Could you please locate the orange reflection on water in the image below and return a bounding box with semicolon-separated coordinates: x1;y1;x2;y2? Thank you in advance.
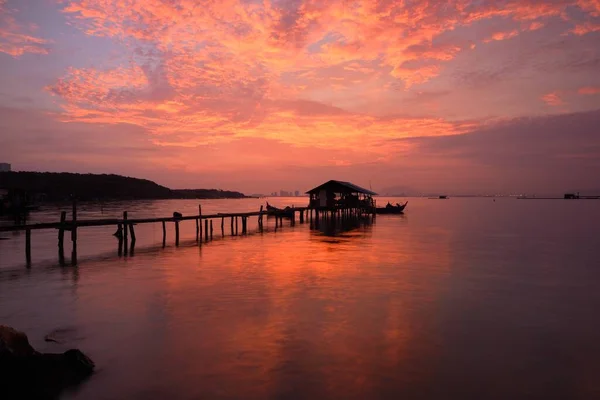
148;217;454;398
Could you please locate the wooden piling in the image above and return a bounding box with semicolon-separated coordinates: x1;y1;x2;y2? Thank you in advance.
129;223;136;243
175;220;180;247
221;217;225;237
259;206;263;231
235;216;239;235
123;211;128;247
71;200;78;264
205;219;209;242
230;216;234;236
242;217;246;234
25;229;31;266
196;218;199;242
118;224;123;256
58;211;66;260
199;205;203;242
210;220;213;240
161;221;166;247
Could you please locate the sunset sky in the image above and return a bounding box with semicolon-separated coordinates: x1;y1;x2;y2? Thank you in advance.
1;0;599;194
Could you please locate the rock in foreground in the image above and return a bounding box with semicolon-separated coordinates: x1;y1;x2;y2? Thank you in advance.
0;325;94;400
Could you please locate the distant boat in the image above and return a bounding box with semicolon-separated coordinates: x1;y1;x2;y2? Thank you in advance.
427;195;449;199
439;195;448;199
376;201;408;214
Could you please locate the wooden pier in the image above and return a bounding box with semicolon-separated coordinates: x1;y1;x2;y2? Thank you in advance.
0;201;374;267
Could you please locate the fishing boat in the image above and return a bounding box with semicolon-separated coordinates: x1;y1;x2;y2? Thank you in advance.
265;202;294;217
375;201;408;214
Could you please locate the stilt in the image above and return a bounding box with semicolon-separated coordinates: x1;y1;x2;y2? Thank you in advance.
175;220;180;247
71;200;78;264
231;216;234;236
118;224;123;256
199;205;203;242
123;211;128;255
196;218;199;242
221;217;225;237
162;220;166;247
235;216;239;235
205;219;209;242
129;223;136;244
58;211;66;262
25;228;31;266
210;220;213;240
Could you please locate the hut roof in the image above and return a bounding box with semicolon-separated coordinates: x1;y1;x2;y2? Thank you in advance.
305;180;377;195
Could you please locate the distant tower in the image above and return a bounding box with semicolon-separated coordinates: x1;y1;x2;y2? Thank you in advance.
294;190;300;197
0;163;11;172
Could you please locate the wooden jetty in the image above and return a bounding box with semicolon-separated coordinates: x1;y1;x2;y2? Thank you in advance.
0;180;378;267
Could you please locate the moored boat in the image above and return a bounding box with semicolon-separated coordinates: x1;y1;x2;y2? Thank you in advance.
266;202;294;217
375;201;408;214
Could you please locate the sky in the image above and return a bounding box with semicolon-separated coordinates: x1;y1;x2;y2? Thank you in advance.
0;0;599;195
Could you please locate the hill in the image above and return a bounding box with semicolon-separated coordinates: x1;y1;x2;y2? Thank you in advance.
0;172;246;201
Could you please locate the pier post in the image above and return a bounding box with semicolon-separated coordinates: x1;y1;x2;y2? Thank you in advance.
161;221;166;247
242;217;246;234
259;206;263;231
230;216;234;236
25;228;31;266
299;209;304;223
221;217;224;237
71;200;78;264
123;211;129;255
205;219;209;242
117;223;123;255
196;218;199;242
210;220;213;240
235;216;239;235
175;218;180;247
58;211;66;262
198;205;202;242
129;223;136;244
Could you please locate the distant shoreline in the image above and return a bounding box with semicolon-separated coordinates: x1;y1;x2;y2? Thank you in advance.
0;171;248;202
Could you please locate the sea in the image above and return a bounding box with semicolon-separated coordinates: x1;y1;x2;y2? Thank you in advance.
1;197;600;399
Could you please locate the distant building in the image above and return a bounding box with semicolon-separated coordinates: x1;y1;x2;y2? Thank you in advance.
280;190;291;197
0;163;10;172
294;190;300;197
271;192;278;197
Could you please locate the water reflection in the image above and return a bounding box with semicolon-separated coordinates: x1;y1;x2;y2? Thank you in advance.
2;199;600;399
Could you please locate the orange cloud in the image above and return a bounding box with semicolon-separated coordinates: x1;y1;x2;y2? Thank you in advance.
0;0;50;57
541;92;565;106
570;21;600;35
41;0;599;160
484;29;520;43
578;86;600;95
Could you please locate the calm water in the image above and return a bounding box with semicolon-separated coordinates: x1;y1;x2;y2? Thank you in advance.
1;197;600;399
